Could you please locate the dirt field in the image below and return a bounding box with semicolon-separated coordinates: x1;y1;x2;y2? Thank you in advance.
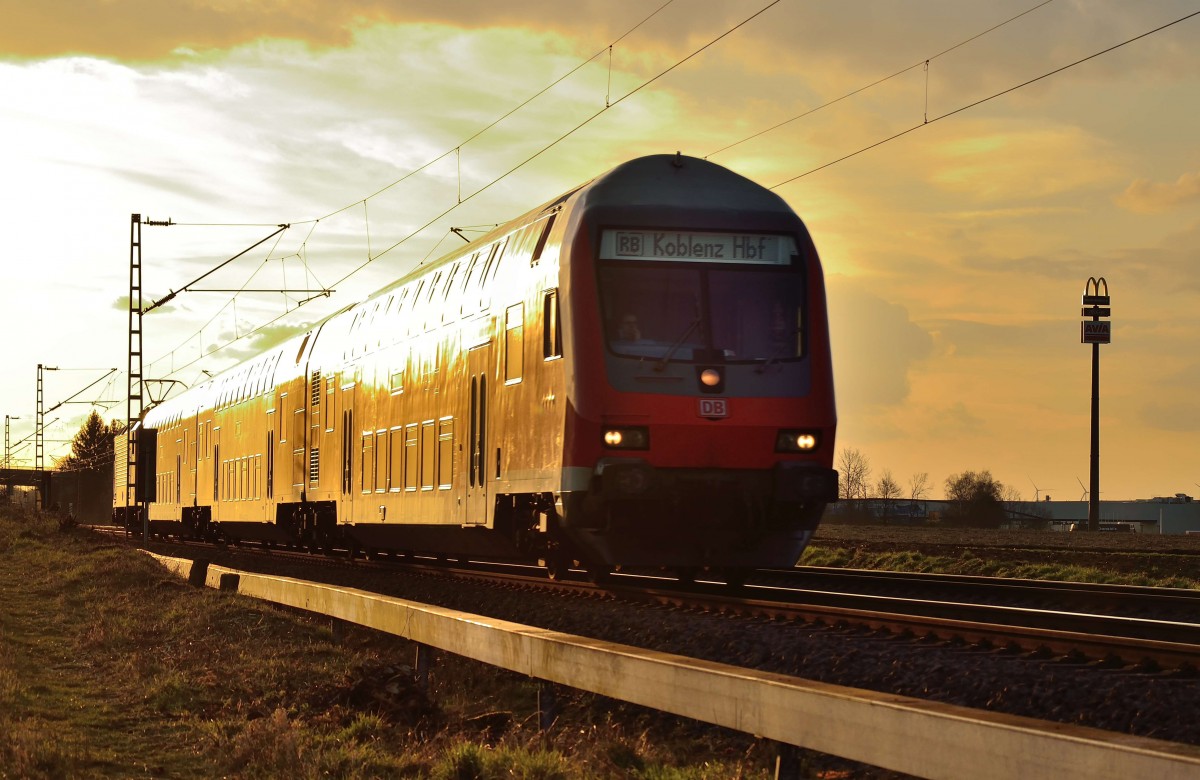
805;522;1200;585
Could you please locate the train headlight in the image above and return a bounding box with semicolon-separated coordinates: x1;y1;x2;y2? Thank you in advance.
775;429;820;453
700;368;721;387
603;426;649;450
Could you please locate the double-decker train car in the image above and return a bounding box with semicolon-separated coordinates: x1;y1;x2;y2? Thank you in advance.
115;153;838;577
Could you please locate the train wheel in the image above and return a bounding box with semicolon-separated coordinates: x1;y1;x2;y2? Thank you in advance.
544;555;573;581
586;564;612;586
723;568;749;589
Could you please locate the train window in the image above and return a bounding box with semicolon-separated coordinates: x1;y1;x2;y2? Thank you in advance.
420;421;435;491
374;430;387;493
531;214;556;265
254;455;262;500
409;280;425;336
390;351;404;394
543;289;562;359
462;252;480;287
388;428;403;492
404;423;418;491
295;332;310;365
482;242;498;281
361;432;374;493
292;408;305;448
442;262;460;323
709;269;805;361
398;286;409;310
278;394;288;442
437;418;453;489
481;237;508;300
505;303;524;383
599;262;806;363
425;271;443;332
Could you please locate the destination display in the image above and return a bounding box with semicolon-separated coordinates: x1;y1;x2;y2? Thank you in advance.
599;229;796;265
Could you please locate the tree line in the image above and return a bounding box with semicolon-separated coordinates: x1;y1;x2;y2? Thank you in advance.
836;447;1032;528
56;411;124;475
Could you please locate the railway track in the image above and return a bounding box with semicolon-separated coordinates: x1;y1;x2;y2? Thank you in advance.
95;525;1200;671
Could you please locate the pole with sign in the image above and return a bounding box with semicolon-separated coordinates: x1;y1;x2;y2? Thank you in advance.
1081;277;1110;532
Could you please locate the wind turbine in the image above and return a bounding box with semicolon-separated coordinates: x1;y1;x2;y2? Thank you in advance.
1028;476;1053;502
1076;477;1089;502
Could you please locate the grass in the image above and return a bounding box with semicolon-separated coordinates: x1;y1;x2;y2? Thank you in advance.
800;538;1200;589
0;505;809;779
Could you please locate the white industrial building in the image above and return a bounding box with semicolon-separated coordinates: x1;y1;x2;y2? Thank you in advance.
1014;494;1200;534
835;494;1200;534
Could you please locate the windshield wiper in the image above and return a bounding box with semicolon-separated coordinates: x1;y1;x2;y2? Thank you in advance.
654;318;701;372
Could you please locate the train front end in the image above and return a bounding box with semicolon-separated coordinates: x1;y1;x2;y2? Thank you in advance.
556;154;838;571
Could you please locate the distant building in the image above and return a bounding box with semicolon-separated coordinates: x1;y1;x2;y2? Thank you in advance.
828;494;1200;534
1021;495;1200;534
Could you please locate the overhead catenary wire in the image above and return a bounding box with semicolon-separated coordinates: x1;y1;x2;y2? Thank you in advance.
769;7;1200;189
313;0;678;224
705;0;1058;159
328;0;786;289
139;2;681;384
116;4;1194;426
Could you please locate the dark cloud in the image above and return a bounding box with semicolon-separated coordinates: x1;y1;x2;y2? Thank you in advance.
926;317;1072;357
1117;171;1200;214
7;1;1196;97
827;277;933;409
0;0;669;59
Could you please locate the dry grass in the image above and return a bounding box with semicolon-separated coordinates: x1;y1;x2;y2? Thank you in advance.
0;506;811;779
805;523;1200;588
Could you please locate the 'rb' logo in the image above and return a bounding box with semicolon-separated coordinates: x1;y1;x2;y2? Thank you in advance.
616;232;643;256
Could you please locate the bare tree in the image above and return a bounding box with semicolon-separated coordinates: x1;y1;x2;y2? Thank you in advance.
908;472;930;503
876;470;902;518
837;448;871;500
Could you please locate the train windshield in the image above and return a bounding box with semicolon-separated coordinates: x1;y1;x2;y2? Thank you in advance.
597;230;804;364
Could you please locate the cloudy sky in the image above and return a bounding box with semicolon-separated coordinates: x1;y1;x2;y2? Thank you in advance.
2;0;1198;501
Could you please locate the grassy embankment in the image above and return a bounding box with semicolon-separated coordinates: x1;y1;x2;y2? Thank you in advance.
803;523;1200;589
0;508;784;779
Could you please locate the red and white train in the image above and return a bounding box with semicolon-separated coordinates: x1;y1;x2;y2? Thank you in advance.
115;153;838;578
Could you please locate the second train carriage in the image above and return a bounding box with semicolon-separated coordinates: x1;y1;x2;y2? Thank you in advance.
118;154;838;574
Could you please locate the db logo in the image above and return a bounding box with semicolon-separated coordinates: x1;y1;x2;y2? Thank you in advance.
698;399;728;418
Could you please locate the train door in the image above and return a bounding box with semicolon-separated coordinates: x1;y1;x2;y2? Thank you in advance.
211;425;221;521
188;418;198;506
275;389;289;500
340;376;355;521
266;409;275;501
465;343;491;525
